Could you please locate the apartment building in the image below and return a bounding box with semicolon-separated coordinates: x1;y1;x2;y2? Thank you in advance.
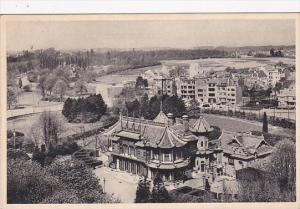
176;77;196;100
195;78;242;106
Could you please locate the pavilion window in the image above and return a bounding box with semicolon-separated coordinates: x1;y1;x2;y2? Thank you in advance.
154;150;159;160
200;161;205;172
164;151;170;162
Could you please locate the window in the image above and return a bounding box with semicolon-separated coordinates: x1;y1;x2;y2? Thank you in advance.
200;141;204;147
164;152;170;162
200;161;205;172
228;158;234;165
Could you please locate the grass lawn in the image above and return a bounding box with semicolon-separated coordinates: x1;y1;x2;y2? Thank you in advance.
203;114;295;138
7;111;113;140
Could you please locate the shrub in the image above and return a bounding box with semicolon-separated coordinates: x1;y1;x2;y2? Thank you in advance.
7;159;60;203
46;159;117;203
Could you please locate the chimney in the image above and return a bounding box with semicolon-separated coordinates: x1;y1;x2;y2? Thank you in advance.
182;115;189;132
167;113;174;126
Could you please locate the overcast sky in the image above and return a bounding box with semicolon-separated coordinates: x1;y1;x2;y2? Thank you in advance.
6;19;295;51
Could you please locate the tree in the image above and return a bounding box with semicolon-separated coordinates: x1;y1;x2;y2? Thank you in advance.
262;112;268;133
135;76;148;90
32;146;47;167
125;99;140;117
62;98;74;119
268;139;296;201
135;178;151;203
7;87;18;109
38;73;48;98
274;82;282;94
7;159;61;203
18;77;23;88
151;176;170;203
74;79;87;95
53;79;68;101
62;94;107;123
32;111;64;151
187;98;200;113
45;74;57;96
163;95;186;118
270;48;275;57
140;93;150;118
47;159;120;203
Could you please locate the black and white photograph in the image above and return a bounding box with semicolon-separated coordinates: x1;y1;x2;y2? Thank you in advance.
2;14;298;206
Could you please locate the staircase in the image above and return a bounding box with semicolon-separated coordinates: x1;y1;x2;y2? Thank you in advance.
72;149;102;168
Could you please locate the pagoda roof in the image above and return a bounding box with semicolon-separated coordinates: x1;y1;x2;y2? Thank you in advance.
190;115;213;133
102;116;187;149
153;111;169;124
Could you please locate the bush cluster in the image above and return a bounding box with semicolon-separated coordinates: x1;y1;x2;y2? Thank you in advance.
62;94;107;123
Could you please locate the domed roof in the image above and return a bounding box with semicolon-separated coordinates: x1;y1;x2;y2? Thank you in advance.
190;115;213;134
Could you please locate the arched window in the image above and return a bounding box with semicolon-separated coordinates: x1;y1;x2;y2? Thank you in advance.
201;141;204;147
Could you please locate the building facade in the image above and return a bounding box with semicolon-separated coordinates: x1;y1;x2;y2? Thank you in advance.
277;84;296;109
102;111;273;183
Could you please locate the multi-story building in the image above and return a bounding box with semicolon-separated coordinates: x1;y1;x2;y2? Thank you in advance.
176;77;196;100
102;112;273;183
277;84;296;109
261;65;285;87
195;78;243;106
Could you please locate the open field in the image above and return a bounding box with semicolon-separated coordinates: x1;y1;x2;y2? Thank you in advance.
203;114;295;137
94;64;162;85
162;57;295;70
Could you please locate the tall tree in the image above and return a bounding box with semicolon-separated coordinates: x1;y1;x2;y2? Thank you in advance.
32;111;64;151
268;139;296;201
262;112;268;133
18;77;23;89
53;79;68;102
135;178;151;203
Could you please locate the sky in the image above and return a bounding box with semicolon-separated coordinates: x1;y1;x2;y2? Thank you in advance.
6;19;295;51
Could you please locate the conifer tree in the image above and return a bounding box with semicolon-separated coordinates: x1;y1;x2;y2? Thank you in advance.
263;112;268;133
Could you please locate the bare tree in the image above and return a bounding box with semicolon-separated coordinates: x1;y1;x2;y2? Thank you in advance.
32;111;65;151
53;79;68;102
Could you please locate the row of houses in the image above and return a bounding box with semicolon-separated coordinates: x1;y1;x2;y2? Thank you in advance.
154;76;243;106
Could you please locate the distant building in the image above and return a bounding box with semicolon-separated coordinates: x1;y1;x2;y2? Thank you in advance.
277;84;296;109
261;65;285;87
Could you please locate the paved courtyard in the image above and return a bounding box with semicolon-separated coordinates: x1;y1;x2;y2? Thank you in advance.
93;166;139;203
